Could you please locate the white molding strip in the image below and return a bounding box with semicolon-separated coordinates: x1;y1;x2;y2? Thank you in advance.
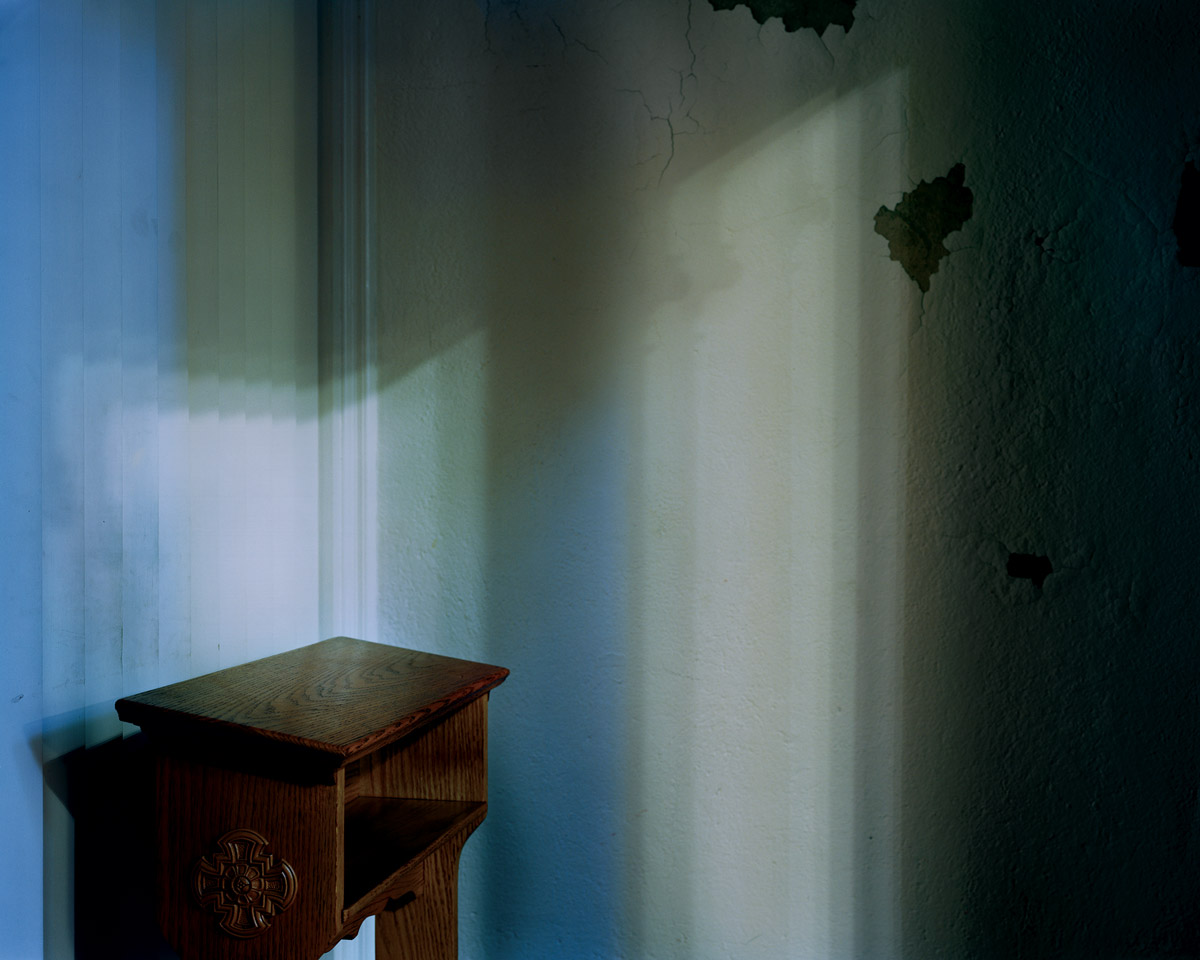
318;1;378;956
320;0;378;647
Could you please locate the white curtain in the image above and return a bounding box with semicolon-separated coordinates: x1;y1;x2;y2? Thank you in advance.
36;0;321;735
0;1;372;956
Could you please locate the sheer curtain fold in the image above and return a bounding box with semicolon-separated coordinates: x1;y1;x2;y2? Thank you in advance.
35;0;325;953
39;0;319;734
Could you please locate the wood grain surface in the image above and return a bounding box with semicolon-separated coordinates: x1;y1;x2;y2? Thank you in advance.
116;637;509;766
348;695;489;804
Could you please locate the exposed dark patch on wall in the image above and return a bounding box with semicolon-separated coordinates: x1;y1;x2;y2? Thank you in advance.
707;0;855;36
1007;552;1052;589
1174;161;1200;267
873;163;973;292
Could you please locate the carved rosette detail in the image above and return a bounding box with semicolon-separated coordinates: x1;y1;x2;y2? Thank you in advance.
192;828;298;939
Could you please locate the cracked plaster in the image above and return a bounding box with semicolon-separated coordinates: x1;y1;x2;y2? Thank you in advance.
708;0;856;36
873;162;973;292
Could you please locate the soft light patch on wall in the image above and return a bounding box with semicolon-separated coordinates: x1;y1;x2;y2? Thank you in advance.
378;330;491;649
624;72;908;959
367;0;915;952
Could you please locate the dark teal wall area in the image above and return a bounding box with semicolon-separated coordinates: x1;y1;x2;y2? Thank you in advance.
898;3;1200;956
1176;161;1200;267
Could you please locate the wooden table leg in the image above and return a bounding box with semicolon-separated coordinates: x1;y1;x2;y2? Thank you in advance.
375;836;468;960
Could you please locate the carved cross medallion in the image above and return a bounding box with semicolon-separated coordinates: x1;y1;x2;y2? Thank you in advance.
192;828;298;938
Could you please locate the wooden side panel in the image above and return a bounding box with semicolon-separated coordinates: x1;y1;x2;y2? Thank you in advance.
352;694;489;803
156;754;342;959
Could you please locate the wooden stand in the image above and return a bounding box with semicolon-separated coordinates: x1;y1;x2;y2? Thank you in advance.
115;637;508;959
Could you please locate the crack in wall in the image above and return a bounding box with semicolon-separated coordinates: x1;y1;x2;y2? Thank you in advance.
616;3;706;188
659;1;703;185
549;16;610;64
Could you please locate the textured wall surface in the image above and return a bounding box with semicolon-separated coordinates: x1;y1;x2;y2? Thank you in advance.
370;2;1200;959
5;1;1197;957
373;3;904;957
898;6;1200;957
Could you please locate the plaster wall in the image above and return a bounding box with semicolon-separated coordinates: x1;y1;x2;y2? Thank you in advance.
370;2;1200;959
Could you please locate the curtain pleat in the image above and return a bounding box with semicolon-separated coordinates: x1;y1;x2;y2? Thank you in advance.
36;0;325;952
2;1;47;953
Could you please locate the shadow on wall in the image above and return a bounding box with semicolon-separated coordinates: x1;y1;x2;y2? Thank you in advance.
38;729;175;959
476;8;641;954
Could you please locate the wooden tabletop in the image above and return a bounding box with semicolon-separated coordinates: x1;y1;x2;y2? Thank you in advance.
116;637;509;768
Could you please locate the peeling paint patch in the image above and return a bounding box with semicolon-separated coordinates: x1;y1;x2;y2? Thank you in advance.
873;163;973;293
1007;553;1053;589
707;0;855;36
1174;161;1200;267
